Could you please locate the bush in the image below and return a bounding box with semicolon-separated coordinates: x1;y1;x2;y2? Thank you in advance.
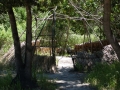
33;69;57;90
0;70;17;90
0;69;57;90
0;30;12;51
68;34;98;47
86;62;120;90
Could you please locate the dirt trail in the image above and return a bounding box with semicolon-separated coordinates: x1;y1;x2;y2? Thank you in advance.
45;56;96;90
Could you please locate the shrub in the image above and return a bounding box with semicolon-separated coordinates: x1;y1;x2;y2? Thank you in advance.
34;70;57;90
0;30;13;52
86;62;120;90
0;70;22;90
67;34;98;47
0;68;57;90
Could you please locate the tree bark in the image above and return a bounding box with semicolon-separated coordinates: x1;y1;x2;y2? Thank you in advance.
24;3;33;81
103;0;120;60
7;5;37;89
7;6;24;75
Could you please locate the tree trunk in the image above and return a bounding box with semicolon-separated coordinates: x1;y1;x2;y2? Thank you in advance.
24;3;33;81
7;5;37;89
7;6;24;76
103;0;120;60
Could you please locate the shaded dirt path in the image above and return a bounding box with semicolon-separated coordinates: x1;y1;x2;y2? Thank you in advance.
45;56;96;90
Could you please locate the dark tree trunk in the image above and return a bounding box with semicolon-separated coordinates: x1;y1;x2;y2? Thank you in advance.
7;6;24;76
7;5;37;89
24;3;33;81
103;0;120;60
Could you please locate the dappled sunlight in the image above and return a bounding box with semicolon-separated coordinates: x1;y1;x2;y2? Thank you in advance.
45;56;95;90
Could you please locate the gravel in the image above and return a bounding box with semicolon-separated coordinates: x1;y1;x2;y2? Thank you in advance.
45;56;96;90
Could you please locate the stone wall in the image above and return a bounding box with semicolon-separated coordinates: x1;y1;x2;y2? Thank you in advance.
73;44;118;72
0;42;56;73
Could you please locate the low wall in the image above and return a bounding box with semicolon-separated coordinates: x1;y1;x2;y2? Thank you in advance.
33;55;56;73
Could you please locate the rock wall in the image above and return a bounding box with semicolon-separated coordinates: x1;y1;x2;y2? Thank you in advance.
0;41;56;73
33;55;56;73
73;44;118;72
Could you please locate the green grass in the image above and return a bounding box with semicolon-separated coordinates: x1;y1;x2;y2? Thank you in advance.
0;71;57;90
33;69;57;90
85;62;120;90
37;72;57;90
0;63;57;90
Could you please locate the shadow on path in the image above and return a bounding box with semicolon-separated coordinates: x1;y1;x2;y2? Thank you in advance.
45;56;96;90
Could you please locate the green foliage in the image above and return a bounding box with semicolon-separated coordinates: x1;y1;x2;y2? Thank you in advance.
75;63;84;72
86;62;120;90
111;2;120;39
0;73;24;90
0;8;12;50
0;70;22;90
14;7;26;23
32;69;57;90
37;72;57;90
0;30;12;51
0;14;10;30
67;33;98;47
0;73;13;90
0;67;57;90
67;34;82;47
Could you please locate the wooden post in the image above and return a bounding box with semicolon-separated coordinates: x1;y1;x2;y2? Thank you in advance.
51;8;56;65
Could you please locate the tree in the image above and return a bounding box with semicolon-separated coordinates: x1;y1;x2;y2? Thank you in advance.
103;0;120;60
0;0;38;89
1;0;67;88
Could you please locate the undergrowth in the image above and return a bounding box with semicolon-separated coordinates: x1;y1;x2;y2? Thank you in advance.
37;71;57;90
33;69;57;90
85;61;120;90
0;65;57;90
